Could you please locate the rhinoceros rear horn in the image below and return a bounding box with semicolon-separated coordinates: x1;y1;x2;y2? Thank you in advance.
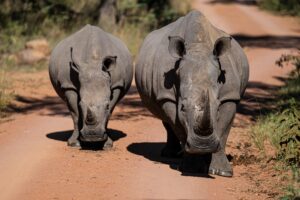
213;36;232;57
168;36;186;59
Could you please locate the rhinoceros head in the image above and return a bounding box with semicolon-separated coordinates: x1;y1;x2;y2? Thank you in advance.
70;47;116;142
168;35;231;154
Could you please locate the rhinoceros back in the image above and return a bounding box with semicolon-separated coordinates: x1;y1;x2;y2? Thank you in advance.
135;19;183;118
135;10;249;121
49;25;133;101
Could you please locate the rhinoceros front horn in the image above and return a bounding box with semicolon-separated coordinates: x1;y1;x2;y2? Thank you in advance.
86;107;96;125
195;90;213;136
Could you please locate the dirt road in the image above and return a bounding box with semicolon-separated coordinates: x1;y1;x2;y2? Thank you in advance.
0;1;299;199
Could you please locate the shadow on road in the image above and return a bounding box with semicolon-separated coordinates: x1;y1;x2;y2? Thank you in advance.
238;81;278;120
127;142;215;178
7;74;289;123
7;95;68;116
46;128;126;142
9;79;287;122
46;130;72;141
110;86;154;120
47;128;127;150
233;34;300;49
237;77;290;121
7;85;153;120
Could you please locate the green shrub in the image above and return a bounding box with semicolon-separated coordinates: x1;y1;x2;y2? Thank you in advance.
259;0;300;16
0;0;191;114
252;52;300;165
252;52;300;199
0;0;190;56
252;99;299;164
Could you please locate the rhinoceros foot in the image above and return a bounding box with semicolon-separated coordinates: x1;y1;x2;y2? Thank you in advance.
102;136;113;150
209;151;233;177
209;168;232;177
67;137;81;148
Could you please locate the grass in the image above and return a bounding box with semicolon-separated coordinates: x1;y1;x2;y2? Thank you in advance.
113;22;146;58
251;52;300;199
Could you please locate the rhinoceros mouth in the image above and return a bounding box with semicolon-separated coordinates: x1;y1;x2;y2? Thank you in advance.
80;133;108;142
185;133;220;154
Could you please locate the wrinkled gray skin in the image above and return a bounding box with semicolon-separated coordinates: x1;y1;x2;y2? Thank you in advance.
49;25;133;148
135;10;249;177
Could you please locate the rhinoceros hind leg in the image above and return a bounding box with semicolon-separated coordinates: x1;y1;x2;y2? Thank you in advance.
65;90;81;148
209;101;237;177
161;122;182;158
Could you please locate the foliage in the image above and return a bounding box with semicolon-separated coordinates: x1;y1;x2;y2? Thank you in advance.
117;0;190;55
0;0;191;114
280;164;300;200
259;0;300;16
277;53;300;77
0;0;190;56
252;52;300;199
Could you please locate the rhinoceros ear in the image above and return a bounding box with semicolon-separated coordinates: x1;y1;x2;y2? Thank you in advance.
168;36;186;59
70;47;79;73
213;37;232;57
102;56;117;72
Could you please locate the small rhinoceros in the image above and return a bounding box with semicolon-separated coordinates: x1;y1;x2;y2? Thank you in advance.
135;10;249;177
49;25;133;148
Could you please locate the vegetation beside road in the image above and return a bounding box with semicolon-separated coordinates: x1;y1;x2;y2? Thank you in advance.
252;52;300;199
0;0;190;116
259;0;300;16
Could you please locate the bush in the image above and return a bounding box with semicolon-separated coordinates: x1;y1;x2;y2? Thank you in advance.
252;99;299;164
0;0;191;114
0;0;190;56
251;52;300;199
114;0;190;55
259;0;300;16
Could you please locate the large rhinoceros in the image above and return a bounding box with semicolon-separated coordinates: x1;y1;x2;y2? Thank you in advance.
135;10;249;177
49;25;133;148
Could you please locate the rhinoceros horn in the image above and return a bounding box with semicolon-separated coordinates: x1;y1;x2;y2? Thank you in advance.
86;107;96;125
196;90;213;136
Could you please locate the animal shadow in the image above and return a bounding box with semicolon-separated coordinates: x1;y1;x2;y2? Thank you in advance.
46;128;126;151
127;142;214;178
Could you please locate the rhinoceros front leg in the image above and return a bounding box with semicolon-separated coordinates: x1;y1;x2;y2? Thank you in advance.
160;102;182;158
101;88;122;150
209;101;237;177
161;122;182;158
65;90;81;148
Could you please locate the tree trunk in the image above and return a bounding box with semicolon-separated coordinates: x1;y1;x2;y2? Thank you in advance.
98;0;117;31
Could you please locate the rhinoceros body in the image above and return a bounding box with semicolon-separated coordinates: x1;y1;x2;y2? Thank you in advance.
49;25;133;148
135;11;249;176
